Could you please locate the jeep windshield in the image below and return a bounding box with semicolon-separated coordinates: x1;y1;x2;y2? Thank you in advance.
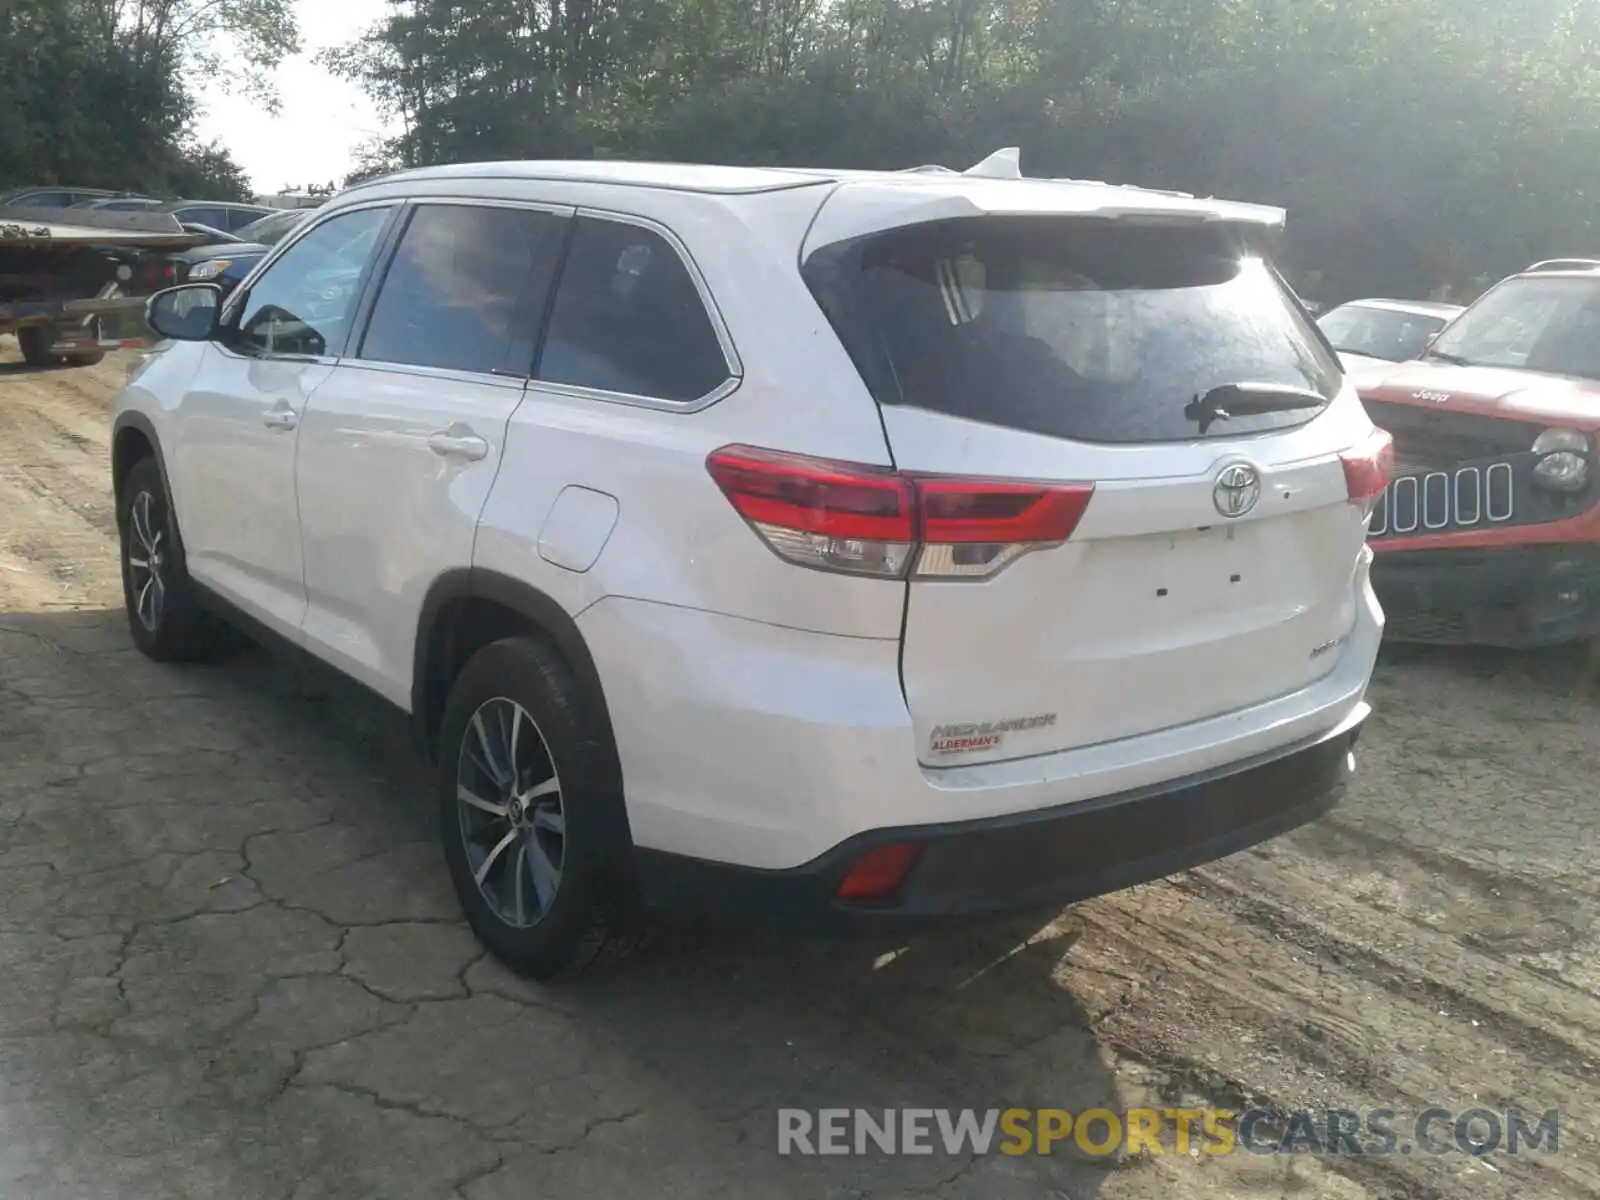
1427;275;1600;381
802;217;1341;443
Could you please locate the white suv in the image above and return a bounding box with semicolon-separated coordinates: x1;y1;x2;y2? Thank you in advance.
113;154;1390;978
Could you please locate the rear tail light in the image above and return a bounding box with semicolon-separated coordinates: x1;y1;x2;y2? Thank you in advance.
706;445;1093;581
836;842;921;902
1340;428;1394;513
140;260;178;290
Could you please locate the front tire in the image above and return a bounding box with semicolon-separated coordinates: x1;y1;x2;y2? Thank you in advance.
437;636;641;979
117;456;231;661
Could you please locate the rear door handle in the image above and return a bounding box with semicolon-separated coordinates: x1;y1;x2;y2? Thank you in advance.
263;406;297;431
428;426;490;462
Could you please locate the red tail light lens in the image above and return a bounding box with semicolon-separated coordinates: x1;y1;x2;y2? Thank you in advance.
836;842;921;902
706;445;1093;581
140;261;178;290
1340;428;1395;509
705;445;915;577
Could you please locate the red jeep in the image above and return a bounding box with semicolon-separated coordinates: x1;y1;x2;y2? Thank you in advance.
1357;261;1600;647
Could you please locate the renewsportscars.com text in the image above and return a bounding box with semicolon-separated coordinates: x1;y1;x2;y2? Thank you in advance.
777;1107;1560;1158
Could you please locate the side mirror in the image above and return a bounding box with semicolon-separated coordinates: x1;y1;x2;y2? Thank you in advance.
146;283;222;341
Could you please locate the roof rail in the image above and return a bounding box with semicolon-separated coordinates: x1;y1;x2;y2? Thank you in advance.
1526;258;1600;272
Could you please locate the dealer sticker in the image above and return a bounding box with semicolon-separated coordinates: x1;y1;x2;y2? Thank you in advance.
928;714;1057;757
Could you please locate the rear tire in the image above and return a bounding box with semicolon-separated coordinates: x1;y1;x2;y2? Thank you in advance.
437;635;642;980
17;325;53;368
117;456;233;662
15;324;103;368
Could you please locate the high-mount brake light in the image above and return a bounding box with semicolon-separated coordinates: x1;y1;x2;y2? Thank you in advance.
706;445;1094;581
1340;428;1394;514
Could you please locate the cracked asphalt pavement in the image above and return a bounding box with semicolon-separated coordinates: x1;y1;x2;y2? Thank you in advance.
1;339;1598;1199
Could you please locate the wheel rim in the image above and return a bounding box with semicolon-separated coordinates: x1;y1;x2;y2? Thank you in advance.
126;490;167;632
455;697;565;929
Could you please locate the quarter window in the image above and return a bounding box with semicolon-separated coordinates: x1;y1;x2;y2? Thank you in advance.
358;204;566;376
229;206;391;359
538;217;730;403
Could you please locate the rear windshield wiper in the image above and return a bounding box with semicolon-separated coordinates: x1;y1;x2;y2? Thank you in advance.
1184;383;1328;435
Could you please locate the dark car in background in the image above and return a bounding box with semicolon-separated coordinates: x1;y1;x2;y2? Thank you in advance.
174;205;316;290
1317;298;1464;372
0;185;154;209
74;197;277;234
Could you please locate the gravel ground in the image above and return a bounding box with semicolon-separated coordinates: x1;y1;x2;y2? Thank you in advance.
1;336;1596;1199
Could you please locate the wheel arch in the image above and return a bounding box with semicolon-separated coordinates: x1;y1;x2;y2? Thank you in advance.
412;569;619;773
111;411;172;520
110;410;189;544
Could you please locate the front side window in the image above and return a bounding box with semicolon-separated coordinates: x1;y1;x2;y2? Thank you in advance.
804;217;1341;443
358;204;566;376
1429;276;1600;380
1318;305;1450;362
538;217;730;403
228;206;391;358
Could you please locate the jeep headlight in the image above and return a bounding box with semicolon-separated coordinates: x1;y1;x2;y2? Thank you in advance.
1531;428;1591;492
186;259;232;282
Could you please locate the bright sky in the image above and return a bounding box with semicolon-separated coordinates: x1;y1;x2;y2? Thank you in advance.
194;0;394;194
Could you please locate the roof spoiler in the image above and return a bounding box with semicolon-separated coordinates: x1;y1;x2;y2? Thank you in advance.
1526;258;1600;273
896;147;1285;230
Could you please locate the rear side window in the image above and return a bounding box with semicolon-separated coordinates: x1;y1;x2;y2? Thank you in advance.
358;203;566;376
537;217;730;403
803;218;1341;443
175;205;230;229
226;207;270;231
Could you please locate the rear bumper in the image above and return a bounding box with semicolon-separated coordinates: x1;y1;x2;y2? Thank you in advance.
579;568;1380;874
635;708;1361;930
1371;541;1600;646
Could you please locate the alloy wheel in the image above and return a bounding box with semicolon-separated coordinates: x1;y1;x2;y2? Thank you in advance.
126;490;167;632
455;697;566;928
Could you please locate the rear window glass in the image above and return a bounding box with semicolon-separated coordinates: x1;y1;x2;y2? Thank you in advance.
803;218;1341;443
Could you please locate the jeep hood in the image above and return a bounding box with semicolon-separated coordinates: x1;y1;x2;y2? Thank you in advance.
1355;360;1600;428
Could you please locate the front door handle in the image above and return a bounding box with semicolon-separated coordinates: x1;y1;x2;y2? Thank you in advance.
263;406;297;431
428;425;490;462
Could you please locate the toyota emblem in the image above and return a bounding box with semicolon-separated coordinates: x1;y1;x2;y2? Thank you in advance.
1213;463;1261;518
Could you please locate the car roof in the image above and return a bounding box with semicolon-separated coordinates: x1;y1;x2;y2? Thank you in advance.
347;154;1288;241
1328;297;1464;317
154;199;265;211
